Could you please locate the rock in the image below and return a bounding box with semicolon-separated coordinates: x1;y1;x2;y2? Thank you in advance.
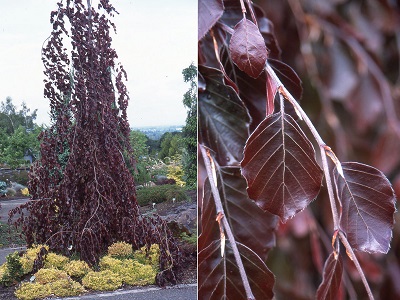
161;203;197;237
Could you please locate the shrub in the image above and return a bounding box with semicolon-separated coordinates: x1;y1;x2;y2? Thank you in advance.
14;282;51;300
180;232;196;245
99;257;156;286
5;187;16;196
48;278;85;297
0;181;6;195
34;268;68;284
43;252;69;269
82;270;123;291
133;244;160;270
64;260;91;278
21;188;30;196
122;261;156;286
20;245;49;274
0;264;7;280
99;255;123;271
167;164;185;187
0;251;24;286
136;185;187;206
107;242;133;258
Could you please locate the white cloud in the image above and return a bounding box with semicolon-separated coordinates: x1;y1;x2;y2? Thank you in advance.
0;1;196;127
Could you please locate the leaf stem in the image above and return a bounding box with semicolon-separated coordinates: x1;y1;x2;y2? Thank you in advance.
245;0;258;26
200;144;255;300
265;63;375;299
339;231;374;300
239;0;247;18
266;63;340;231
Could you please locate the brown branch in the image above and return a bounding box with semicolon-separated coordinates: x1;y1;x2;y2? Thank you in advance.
200;144;255;300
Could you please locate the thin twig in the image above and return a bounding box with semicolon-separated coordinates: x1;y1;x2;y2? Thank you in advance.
265;62;375;299
265;63;340;231
200;144;255;300
339;231;374;300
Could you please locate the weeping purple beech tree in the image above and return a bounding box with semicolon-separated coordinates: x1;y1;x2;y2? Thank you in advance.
11;0;179;284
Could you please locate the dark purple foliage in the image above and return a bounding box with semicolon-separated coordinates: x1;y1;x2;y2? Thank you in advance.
10;0;179;284
198;0;398;298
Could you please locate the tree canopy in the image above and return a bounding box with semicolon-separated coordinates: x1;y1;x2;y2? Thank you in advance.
181;63;197;188
0;98;41;168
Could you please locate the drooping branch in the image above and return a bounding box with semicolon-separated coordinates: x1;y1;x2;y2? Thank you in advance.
200;144;255;300
265;62;374;299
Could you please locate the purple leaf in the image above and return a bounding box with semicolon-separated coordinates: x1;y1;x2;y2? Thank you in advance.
199;66;250;166
316;253;343;300
220;41;267;130
241;112;323;222
198;240;275;300
229;18;268;79
198;0;224;40
347;74;383;134
200;166;278;260
198;175;220;253
334;162;397;253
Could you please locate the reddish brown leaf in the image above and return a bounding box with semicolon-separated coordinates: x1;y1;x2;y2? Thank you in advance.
347;74;383;133
372;127;400;176
220;43;267;130
325;40;358;101
199;176;220;253
316;253;343;300
199;166;278;260
199;66;250;166
241;112;323;222
219;167;277;260
198;0;224;40
334;162;397;253
255;10;281;59
229;18;268;79
198;240;275;300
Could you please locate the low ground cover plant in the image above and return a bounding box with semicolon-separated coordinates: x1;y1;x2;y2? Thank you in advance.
136;184;188;206
0;242;161;299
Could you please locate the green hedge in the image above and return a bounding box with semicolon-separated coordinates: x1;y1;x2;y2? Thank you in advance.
136;185;187;206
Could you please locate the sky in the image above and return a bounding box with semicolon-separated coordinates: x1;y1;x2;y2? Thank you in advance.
0;0;197;128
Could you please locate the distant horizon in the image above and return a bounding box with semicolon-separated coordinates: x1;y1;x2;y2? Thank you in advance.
0;1;196;128
131;124;184;129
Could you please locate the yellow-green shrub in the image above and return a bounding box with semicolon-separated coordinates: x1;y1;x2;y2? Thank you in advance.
21;188;30;196
0;263;7;280
34;268;68;284
64;260;91;278
107;241;133;258
1;251;24;286
119;260;156;286
82;270;122;291
14;282;51;300
48;278;85;297
134;244;160;270
99;255;123;271
43;252;69;269
99;257;156;286
20;245;49;274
